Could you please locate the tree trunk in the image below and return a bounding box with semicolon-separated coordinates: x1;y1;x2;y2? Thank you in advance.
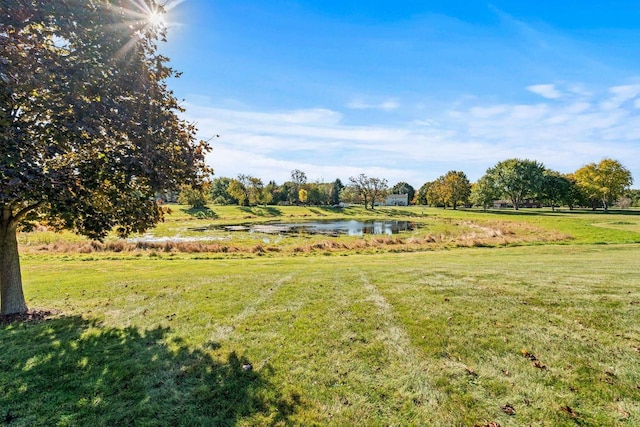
0;217;28;315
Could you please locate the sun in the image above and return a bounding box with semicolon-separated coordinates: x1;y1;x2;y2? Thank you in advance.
106;0;183;58
147;10;166;27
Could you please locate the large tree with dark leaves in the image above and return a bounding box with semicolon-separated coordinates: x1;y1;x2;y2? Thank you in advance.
482;159;545;210
0;1;210;314
390;181;415;205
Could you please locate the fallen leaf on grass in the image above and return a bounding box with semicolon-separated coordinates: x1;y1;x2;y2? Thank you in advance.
521;349;537;361
560;405;578;418
601;376;615;385
474;423;501;427
0;309;59;325
617;408;630;419
600;370;616;384
465;367;478;377
501;403;516;415
533;360;547;370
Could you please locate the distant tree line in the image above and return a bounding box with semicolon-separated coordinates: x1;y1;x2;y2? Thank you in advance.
176;158;635;211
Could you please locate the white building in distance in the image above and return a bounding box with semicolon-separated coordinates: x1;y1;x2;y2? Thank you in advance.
385;194;409;206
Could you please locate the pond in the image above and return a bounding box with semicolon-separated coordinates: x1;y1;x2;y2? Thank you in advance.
195;220;419;236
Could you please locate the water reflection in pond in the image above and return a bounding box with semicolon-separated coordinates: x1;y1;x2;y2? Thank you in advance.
206;220;418;236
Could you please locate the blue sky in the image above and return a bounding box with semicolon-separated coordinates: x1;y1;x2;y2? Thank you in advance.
159;0;640;187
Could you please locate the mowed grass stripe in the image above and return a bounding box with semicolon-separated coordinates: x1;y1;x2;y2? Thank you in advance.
209;271;299;342
357;270;445;423
216;264;445;424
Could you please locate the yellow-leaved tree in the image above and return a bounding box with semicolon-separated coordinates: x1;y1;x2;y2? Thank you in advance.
574;159;633;211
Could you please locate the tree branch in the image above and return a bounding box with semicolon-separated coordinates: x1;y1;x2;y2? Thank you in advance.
12;201;44;225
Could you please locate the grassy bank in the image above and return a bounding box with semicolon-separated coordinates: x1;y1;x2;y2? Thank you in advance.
16;206;640;256
3;206;640;425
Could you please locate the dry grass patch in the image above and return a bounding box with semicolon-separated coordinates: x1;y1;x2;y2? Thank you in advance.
21;240;249;255
18;218;571;257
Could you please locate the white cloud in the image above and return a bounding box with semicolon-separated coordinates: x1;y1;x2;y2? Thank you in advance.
567;84;592;98
564;102;591;114
469;105;508;118
510;104;548;120
526;84;562;99
600;84;640;110
610;84;640;98
183;83;640;184
413;119;439;127
346;99;400;111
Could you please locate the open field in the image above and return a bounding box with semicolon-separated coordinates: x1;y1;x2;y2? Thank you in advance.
3;207;640;425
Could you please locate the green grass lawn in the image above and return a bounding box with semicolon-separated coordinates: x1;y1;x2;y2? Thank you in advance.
3;206;640;425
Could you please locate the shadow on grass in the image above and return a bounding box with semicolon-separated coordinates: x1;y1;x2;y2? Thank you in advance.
0;316;297;426
465;208;640;217
559;208;640;216
239;206;282;217
380;208;425;217
307;208;327;216
180;207;218;219
307;206;355;216
463;208;556;217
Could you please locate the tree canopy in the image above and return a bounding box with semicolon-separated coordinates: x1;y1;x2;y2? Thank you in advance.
470;175;499;210
426;171;470;209
1;0;210;314
574;159;633;211
390;182;415;205
415;182;432;205
349;174;388;210
177;183;210;209
227;176;250;206
483;159;545;210
539;171;571;211
210;177;239;205
329;179;344;205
